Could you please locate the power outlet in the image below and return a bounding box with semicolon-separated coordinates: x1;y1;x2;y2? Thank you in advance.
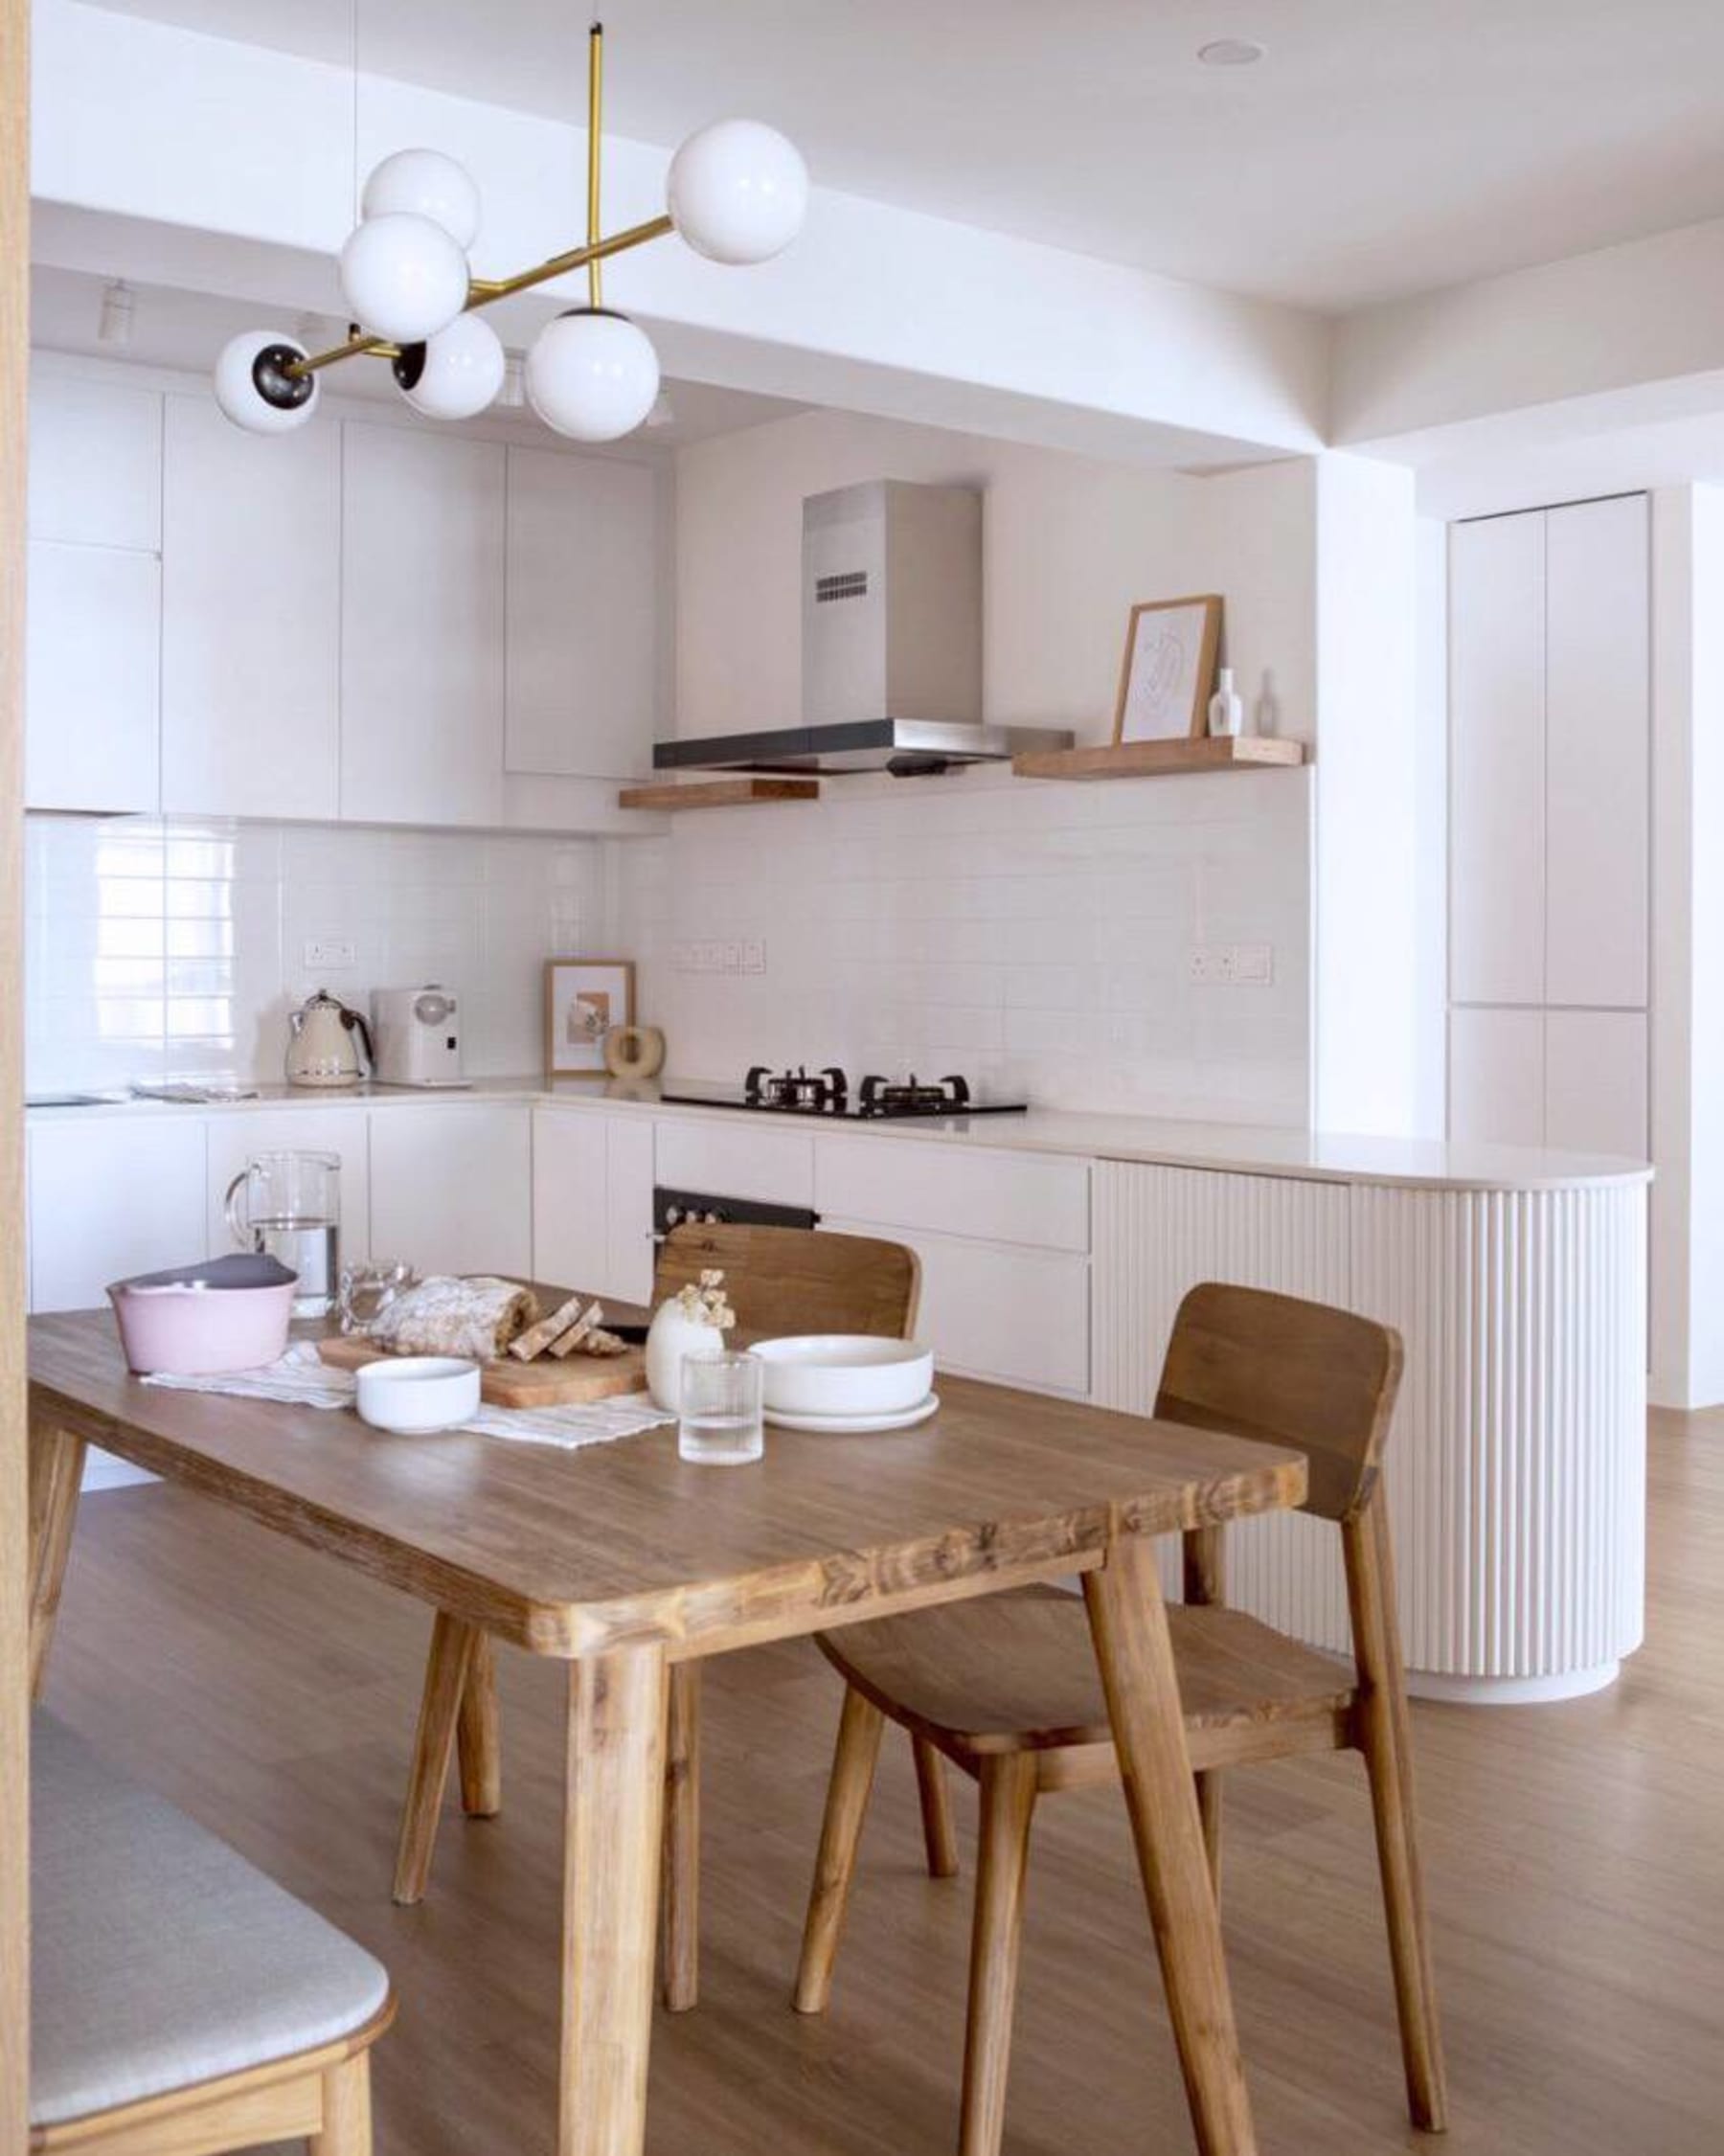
742;939;766;974
1188;943;1275;987
1232;942;1274;986
1187;945;1233;985
302;938;356;970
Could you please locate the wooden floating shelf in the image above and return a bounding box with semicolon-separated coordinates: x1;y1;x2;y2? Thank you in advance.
617;778;821;812
1011;736;1307;782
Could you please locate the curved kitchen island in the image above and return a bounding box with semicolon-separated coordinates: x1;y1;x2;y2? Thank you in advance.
1084;1133;1650;1703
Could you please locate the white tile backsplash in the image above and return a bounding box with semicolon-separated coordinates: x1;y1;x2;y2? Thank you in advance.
26;815;606;1092
613;764;1313;1126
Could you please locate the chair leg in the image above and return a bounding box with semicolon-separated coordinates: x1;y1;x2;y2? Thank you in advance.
793;1687;885;2014
660;1661;701;2012
1194;1769;1223;1898
1348;1496;1448;2133
456;1632;502;1818
394;1611;482;1906
959;1753;1037;2156
913;1733;960;1879
311;2053;373;2156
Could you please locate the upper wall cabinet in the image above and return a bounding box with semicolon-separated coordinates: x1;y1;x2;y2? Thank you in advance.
26;540;160;813
161;397;342;821
505;446;660;780
28;374;161;550
1449;510;1546;1007
1544;496;1649;1010
340;422;507;828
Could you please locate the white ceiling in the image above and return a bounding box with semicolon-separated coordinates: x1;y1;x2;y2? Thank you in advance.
79;0;1724;313
29;265;809;446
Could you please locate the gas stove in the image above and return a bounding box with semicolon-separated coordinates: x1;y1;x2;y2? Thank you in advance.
659;1067;1028;1122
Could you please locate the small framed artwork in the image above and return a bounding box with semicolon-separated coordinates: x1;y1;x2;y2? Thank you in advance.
544;958;635;1078
1113;595;1223;744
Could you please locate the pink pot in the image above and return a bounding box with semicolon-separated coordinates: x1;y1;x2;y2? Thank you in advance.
107;1254;298;1376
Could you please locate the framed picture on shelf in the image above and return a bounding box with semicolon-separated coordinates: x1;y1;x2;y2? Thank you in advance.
1113;595;1223;744
544;958;635;1078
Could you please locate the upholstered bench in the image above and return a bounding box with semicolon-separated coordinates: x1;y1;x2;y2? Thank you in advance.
31;1714;394;2155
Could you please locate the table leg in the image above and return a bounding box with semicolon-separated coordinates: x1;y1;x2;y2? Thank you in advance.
28;1415;87;1701
660;1660;701;2012
560;1644;669;2156
1082;1533;1258;2156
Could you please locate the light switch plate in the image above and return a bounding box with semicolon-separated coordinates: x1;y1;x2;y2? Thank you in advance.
302;938;356;970
1232;942;1274;986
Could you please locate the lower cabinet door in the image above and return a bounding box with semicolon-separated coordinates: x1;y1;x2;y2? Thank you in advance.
531;1110;655;1305
821;1215;1089;1396
370;1105;531;1280
29;1115;208;1312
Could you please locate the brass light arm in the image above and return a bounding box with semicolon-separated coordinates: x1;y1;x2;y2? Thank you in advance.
587;19;604;309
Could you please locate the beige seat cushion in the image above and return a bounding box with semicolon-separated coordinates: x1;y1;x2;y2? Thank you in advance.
31;1713;390;2131
819;1584;1355;1755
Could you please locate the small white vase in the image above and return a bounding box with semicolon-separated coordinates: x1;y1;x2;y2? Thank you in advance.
1208;667;1243;738
646;1299;724;1411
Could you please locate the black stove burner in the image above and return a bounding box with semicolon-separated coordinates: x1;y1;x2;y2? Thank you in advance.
744;1063;849;1113
735;1067;993;1120
858;1072;971;1118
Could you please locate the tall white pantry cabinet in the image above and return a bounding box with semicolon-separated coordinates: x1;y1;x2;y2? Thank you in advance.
1447;493;1650;1158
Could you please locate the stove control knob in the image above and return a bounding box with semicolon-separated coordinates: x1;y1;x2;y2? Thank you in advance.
665;1204;683;1228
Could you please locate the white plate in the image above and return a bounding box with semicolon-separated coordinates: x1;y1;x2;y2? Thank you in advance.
764;1392;939;1435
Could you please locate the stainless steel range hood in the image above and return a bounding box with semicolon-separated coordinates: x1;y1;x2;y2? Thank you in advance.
654;480;1073;777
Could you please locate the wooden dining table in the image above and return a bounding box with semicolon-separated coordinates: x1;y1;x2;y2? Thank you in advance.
26;1304;1306;2156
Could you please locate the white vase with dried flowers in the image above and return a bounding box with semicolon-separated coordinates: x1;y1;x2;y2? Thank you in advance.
646;1268;737;1411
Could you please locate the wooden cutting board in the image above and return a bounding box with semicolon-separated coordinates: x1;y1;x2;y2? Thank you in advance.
317;1334;648;1408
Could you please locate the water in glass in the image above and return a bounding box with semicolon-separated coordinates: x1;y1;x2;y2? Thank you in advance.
679;1350;764;1466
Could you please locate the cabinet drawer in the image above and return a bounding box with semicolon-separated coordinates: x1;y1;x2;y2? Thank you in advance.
825;1216;1088;1396
654;1120;814;1209
815;1136;1089;1253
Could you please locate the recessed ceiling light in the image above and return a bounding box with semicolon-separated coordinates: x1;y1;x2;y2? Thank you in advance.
1198;38;1266;66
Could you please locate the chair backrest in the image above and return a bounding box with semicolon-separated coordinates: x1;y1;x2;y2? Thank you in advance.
655;1221;921;1340
1154;1282;1403;1522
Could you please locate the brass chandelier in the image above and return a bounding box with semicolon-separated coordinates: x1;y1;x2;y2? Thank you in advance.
214;19;807;440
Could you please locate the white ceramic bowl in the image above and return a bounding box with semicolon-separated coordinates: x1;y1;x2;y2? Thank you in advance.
354;1355;482;1435
750;1334;934;1418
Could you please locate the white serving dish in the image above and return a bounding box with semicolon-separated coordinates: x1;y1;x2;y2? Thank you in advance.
764;1393;940;1436
750;1334;934;1418
354;1354;481;1435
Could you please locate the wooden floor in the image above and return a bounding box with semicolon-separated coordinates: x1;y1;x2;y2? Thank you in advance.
41;1409;1724;2156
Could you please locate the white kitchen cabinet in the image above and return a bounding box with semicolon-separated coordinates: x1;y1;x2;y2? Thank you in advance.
823;1214;1089;1396
28;372;161;550
25;540;160;812
506;447;660;781
816;1135;1089;1253
654;1120;815;1210
204;1107;372;1269
29;1115;207;1313
1545;495;1649;1010
533;1107;654;1305
340;423;506;827
1448;1007;1546;1148
161;397;341;819
1545;1010;1648;1158
1449;511;1546;1007
368;1103;531;1279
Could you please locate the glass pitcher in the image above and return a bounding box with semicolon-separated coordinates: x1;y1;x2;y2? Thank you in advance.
225;1151;340;1320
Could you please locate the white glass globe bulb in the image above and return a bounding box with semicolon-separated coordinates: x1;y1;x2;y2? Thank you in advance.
668;119;808;265
362;148;482;250
526;309;661;443
393;312;506;420
212;329;320;435
339;213;469;344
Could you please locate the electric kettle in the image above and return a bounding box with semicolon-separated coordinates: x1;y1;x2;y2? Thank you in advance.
284;989;374;1089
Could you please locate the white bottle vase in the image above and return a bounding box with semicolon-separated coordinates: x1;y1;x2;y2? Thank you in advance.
1208;667;1244;738
646;1300;724;1411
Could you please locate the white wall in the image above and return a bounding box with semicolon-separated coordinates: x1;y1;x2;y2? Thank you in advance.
25;815;606;1092
632;409;1319;1123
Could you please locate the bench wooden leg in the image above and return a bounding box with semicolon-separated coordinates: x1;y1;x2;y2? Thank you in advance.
311;2053;373;2156
793;1686;884;2014
1083;1533;1258;2156
660;1660;701;2011
914;1733;960;1879
28;1416;86;1702
394;1612;482;1905
560;1645;669;2156
456;1632;502;1819
959;1751;1037;2156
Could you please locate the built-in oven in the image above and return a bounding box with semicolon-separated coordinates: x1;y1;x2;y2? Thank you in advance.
653;1186;820;1239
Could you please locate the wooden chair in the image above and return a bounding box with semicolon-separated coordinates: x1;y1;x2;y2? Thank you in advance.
392;1220;944;2013
32;1712;394;2156
793;1282;1447;2156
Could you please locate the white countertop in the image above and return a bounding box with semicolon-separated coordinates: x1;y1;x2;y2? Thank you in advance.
25;1076;1653;1193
